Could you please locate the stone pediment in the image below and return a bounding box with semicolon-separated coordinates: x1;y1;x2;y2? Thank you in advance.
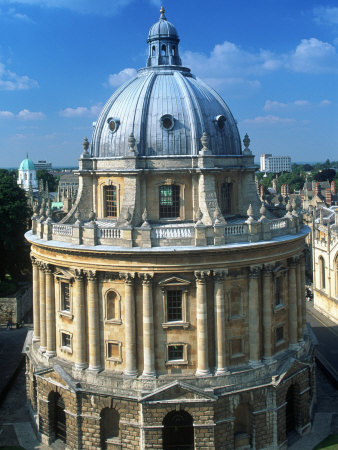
141;381;217;404
158;276;191;287
276;358;310;385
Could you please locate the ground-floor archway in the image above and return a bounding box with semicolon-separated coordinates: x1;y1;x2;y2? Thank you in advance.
48;391;66;443
286;384;299;434
163;410;194;449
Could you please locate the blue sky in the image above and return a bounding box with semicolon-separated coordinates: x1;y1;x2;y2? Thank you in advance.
0;0;337;167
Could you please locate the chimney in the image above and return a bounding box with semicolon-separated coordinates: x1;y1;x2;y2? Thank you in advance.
260;185;264;198
325;188;332;206
314;182;320;195
286;184;290;195
331;180;336;195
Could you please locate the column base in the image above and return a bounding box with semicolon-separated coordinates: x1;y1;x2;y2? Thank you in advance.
39;346;46;354
215;368;229;376
298;338;305;345
74;362;88;370
249;359;264;368
196;369;211;377
45;350;56;358
142;371;156;378
124;370;138;378
263;357;274;365
88;365;102;373
289;343;299;351
32;336;40;343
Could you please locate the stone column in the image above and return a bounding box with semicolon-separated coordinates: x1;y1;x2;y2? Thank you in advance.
262;265;273;362
121;273;137;377
45;266;56;357
74;270;87;369
301;253;307;336
86;271;101;372
141;274;156;377
195;271;210;376
39;263;47;352
296;257;303;342
288;258;298;348
214;270;227;375
249;265;261;365
31;257;40;342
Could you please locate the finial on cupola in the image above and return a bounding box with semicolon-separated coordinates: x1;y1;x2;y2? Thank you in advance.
160;5;166;19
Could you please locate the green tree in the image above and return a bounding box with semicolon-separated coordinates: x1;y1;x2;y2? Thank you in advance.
0;169;31;291
313;168;336;183
37;170;59;192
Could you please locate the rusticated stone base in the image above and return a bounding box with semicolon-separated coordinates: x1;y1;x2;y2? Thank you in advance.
26;343;315;450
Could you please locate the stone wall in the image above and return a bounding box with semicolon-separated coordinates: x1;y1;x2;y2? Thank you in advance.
0;284;32;325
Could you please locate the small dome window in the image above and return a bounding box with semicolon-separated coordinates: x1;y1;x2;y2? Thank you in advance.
216;115;226;130
107;117;120;133
161;114;175;131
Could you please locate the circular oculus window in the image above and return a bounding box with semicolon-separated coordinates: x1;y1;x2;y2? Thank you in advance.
107;117;120;133
160;114;175;131
216;115;226;130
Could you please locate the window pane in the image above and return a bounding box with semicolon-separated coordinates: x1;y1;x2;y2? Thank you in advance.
105;185;117;217
159;185;180;218
276;326;284;342
167;290;182;321
62;333;71;348
275;277;281;306
168;345;184;360
108;342;120;359
61;282;70;311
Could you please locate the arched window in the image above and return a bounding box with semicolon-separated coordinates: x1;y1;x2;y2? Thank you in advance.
163;410;194;450
24;173;27;180
100;408;120;449
220;182;232;215
275;275;283;306
234;403;251;448
230;287;242;318
171;46;175;56
48;391;66;443
161;44;166;56
319;256;325;289
152;45;156;56
104;185;117;218
106;290;120;322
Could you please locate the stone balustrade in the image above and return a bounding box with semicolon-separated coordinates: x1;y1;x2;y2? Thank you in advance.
32;214;302;248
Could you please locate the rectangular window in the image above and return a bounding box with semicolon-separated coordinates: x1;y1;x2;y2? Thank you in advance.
159;185;180;218
275;277;282;306
168;345;184;361
276;326;284;343
105;185;117;218
220;182;232;215
107;342;120;360
61;282;70;311
61;332;71;348
167;290;182;322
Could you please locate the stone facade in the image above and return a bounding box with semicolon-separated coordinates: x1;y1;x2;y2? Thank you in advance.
0;284;32;325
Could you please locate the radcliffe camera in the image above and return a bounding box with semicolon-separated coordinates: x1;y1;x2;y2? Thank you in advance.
0;2;337;450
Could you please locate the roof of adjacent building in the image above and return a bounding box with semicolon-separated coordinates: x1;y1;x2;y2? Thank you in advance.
19;156;35;171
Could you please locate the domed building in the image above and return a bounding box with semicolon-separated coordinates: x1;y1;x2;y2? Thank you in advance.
26;7;314;449
17;155;38;191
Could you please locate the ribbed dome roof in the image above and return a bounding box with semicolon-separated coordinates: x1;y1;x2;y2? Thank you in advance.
19;156;35;171
90;9;242;159
148;6;179;40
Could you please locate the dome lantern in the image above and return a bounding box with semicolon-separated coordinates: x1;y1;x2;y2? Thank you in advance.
147;6;182;67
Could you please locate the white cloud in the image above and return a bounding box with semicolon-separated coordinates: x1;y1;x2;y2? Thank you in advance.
0;62;38;90
313;6;338;26
319;99;332;106
264;100;310;111
0;110;15;118
0;7;33;21
60;104;102;118
288;38;338;74
17;109;45;120
106;68;137;88
242;115;296;125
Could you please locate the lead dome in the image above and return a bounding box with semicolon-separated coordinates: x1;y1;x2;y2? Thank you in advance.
91;8;241;158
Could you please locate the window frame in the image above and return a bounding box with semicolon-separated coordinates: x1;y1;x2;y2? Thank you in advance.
60;330;73;354
56;274;73;318
274;324;286;347
105;340;122;362
99;180;120;220
159;184;180;219
230;336;245;359
159;277;190;329
165;342;188;366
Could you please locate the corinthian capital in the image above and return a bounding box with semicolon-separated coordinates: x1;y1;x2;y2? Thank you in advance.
140;273;153;285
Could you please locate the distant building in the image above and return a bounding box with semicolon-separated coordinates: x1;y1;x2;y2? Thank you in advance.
302;180;337;209
57;172;79;212
17;155;38;191
260;154;291;173
34;160;52;171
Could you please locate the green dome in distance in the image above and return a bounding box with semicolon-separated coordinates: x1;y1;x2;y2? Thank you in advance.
19;154;36;171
